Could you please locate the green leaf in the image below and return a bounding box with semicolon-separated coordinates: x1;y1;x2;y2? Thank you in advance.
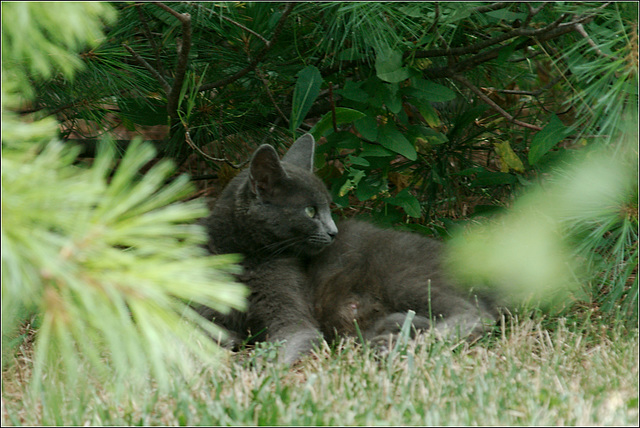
494;140;525;173
361;143;393;157
471;171;517;187
378;124;417;160
409;126;448;150
354;115;379;141
387;189;422;218
412;78;456;102
339;81;369;103
375;48;410;83
417;101;441;128
338;169;366;197
529;115;571;165
290;65;323;132
383;83;402;114
309;107;365;138
347;155;370;167
321;131;361;153
355;180;380;201
497;37;528;63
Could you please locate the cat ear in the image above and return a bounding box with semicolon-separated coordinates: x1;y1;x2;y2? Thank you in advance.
249;145;287;196
281;133;315;171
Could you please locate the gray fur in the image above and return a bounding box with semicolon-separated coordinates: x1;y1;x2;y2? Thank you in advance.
200;133;497;364
201;134;336;364
309;220;497;345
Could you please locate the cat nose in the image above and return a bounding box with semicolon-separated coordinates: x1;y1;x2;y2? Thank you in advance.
320;212;338;240
327;222;338;240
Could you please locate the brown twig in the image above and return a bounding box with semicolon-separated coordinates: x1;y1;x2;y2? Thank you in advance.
136;4;166;78
413;12;570;60
422;10;601;81
256;67;290;125
329;83;337;133
484;75;563;97
156;2;192;123
426;2;440;34
472;2;512;14
123;43;171;93
156;1;189;23
198;3;295;92
523;2;549;27
575;23;619;60
184;128;249;169
453;75;543;131
328;4;606;82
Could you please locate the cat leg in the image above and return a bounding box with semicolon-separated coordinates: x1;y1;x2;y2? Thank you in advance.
364;312;432;339
270;326;324;365
363;312;432;356
363;307;494;356
431;307;496;342
243;259;325;365
193;305;245;349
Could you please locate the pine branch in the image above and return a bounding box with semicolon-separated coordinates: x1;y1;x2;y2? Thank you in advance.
574;23;619;60
453;74;543;131
136;4;166;78
256;67;290;125
413;12;570;60
422;7;604;81
484;75;564;97
188;2;269;44
123;43;171;93
197;3;295;93
156;2;192;123
324;3;603;80
184;127;249;169
471;2;512;14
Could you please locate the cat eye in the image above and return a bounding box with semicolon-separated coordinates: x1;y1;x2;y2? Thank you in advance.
304;206;317;218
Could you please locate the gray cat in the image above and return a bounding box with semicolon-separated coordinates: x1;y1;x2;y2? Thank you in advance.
200;134;497;364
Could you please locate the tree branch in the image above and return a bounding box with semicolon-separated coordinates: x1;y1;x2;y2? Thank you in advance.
123;43;171;93
575;23;619;60
156;2;192;123
256;67;290;125
416;2;613;82
188;2;269;44
155;1;190;23
453;75;543;131
422;10;601;81
523;2;549;27
330;4;606;82
136;4;166;78
472;2;512;14
198;3;295;92
184;128;249;169
484;75;563;97
426;2;440;34
413;12;570;60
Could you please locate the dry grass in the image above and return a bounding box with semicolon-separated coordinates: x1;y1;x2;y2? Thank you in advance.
2;313;638;426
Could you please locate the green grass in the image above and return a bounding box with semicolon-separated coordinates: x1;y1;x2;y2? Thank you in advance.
2;313;638;426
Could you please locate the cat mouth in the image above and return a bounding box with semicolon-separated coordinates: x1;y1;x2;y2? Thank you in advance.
305;235;335;254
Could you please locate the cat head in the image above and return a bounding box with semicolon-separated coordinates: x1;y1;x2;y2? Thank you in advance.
244;134;338;257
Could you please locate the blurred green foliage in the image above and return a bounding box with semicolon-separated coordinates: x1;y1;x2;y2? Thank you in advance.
8;2;639;324
1;1;247;393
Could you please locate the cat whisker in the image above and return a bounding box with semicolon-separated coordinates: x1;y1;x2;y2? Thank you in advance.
261;236;308;258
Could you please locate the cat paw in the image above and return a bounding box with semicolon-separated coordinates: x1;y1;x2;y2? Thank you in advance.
277;328;324;365
368;334;396;359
